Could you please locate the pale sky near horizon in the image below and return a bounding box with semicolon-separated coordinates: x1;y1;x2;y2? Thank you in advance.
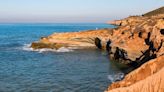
0;0;163;23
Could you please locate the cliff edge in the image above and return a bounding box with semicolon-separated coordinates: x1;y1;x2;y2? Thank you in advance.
106;7;164;92
31;7;164;92
106;56;164;92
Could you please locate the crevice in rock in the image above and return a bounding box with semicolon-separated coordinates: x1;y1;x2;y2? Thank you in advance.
106;40;112;52
135;32;157;67
138;32;142;38
95;37;102;49
113;47;132;64
157;40;163;51
160;29;164;35
145;32;151;45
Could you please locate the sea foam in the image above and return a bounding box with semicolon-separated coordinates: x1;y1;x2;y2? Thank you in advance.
108;72;124;83
22;43;73;53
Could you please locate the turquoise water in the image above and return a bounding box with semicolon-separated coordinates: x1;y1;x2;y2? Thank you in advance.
0;23;130;92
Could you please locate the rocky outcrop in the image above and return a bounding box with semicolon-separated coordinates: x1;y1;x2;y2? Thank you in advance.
106;55;164;92
31;14;164;66
105;8;164;92
108;16;145;26
31;7;164;92
107;68;164;92
31;29;113;50
107;14;164;65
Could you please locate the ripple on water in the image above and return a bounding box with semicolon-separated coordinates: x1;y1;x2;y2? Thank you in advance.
0;23;132;92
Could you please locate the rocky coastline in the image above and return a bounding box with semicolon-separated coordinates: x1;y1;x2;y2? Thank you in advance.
31;10;164;91
105;14;164;92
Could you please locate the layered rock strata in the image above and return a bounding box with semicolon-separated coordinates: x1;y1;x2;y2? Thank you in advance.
106;14;164;65
106;56;164;92
106;14;164;92
31;29;113;50
31;13;164;92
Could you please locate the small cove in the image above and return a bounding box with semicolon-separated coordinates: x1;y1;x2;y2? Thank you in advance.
0;23;133;92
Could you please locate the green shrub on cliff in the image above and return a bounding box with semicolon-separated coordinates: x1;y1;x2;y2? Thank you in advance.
143;6;164;16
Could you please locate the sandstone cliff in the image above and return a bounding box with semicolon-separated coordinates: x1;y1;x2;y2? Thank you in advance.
107;14;164;65
31;7;164;92
106;56;164;92
31;29;113;50
105;8;164;92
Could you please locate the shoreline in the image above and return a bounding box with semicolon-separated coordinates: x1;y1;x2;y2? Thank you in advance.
30;14;164;91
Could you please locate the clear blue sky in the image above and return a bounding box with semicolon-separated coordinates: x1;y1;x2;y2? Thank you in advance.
0;0;163;23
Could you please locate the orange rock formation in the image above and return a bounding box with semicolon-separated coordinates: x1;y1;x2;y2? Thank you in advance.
106;56;164;92
31;29;113;49
105;14;164;92
31;11;164;92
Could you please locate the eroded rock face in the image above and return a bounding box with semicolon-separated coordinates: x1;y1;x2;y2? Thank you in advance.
160;29;164;35
95;37;102;49
107;14;164;65
31;14;164;65
28;6;164;92
107;68;164;92
31;29;113;50
105;14;164;92
31;13;164;92
105;56;164;92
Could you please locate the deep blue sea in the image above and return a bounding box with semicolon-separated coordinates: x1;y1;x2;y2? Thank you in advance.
0;23;131;92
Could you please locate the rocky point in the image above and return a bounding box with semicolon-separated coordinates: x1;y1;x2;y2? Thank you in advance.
31;9;164;92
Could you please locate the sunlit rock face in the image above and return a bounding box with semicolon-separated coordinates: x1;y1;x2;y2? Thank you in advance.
31;14;164;66
107;14;164;65
105;10;164;92
105;56;164;92
32;14;164;64
31;12;164;92
31;29;113;50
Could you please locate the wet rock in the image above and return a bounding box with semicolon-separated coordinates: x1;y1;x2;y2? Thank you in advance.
31;42;63;50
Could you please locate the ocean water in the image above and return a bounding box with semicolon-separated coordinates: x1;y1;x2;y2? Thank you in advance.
0;23;131;92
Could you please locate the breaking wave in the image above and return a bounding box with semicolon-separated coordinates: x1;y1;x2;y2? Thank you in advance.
108;72;125;83
22;43;73;53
